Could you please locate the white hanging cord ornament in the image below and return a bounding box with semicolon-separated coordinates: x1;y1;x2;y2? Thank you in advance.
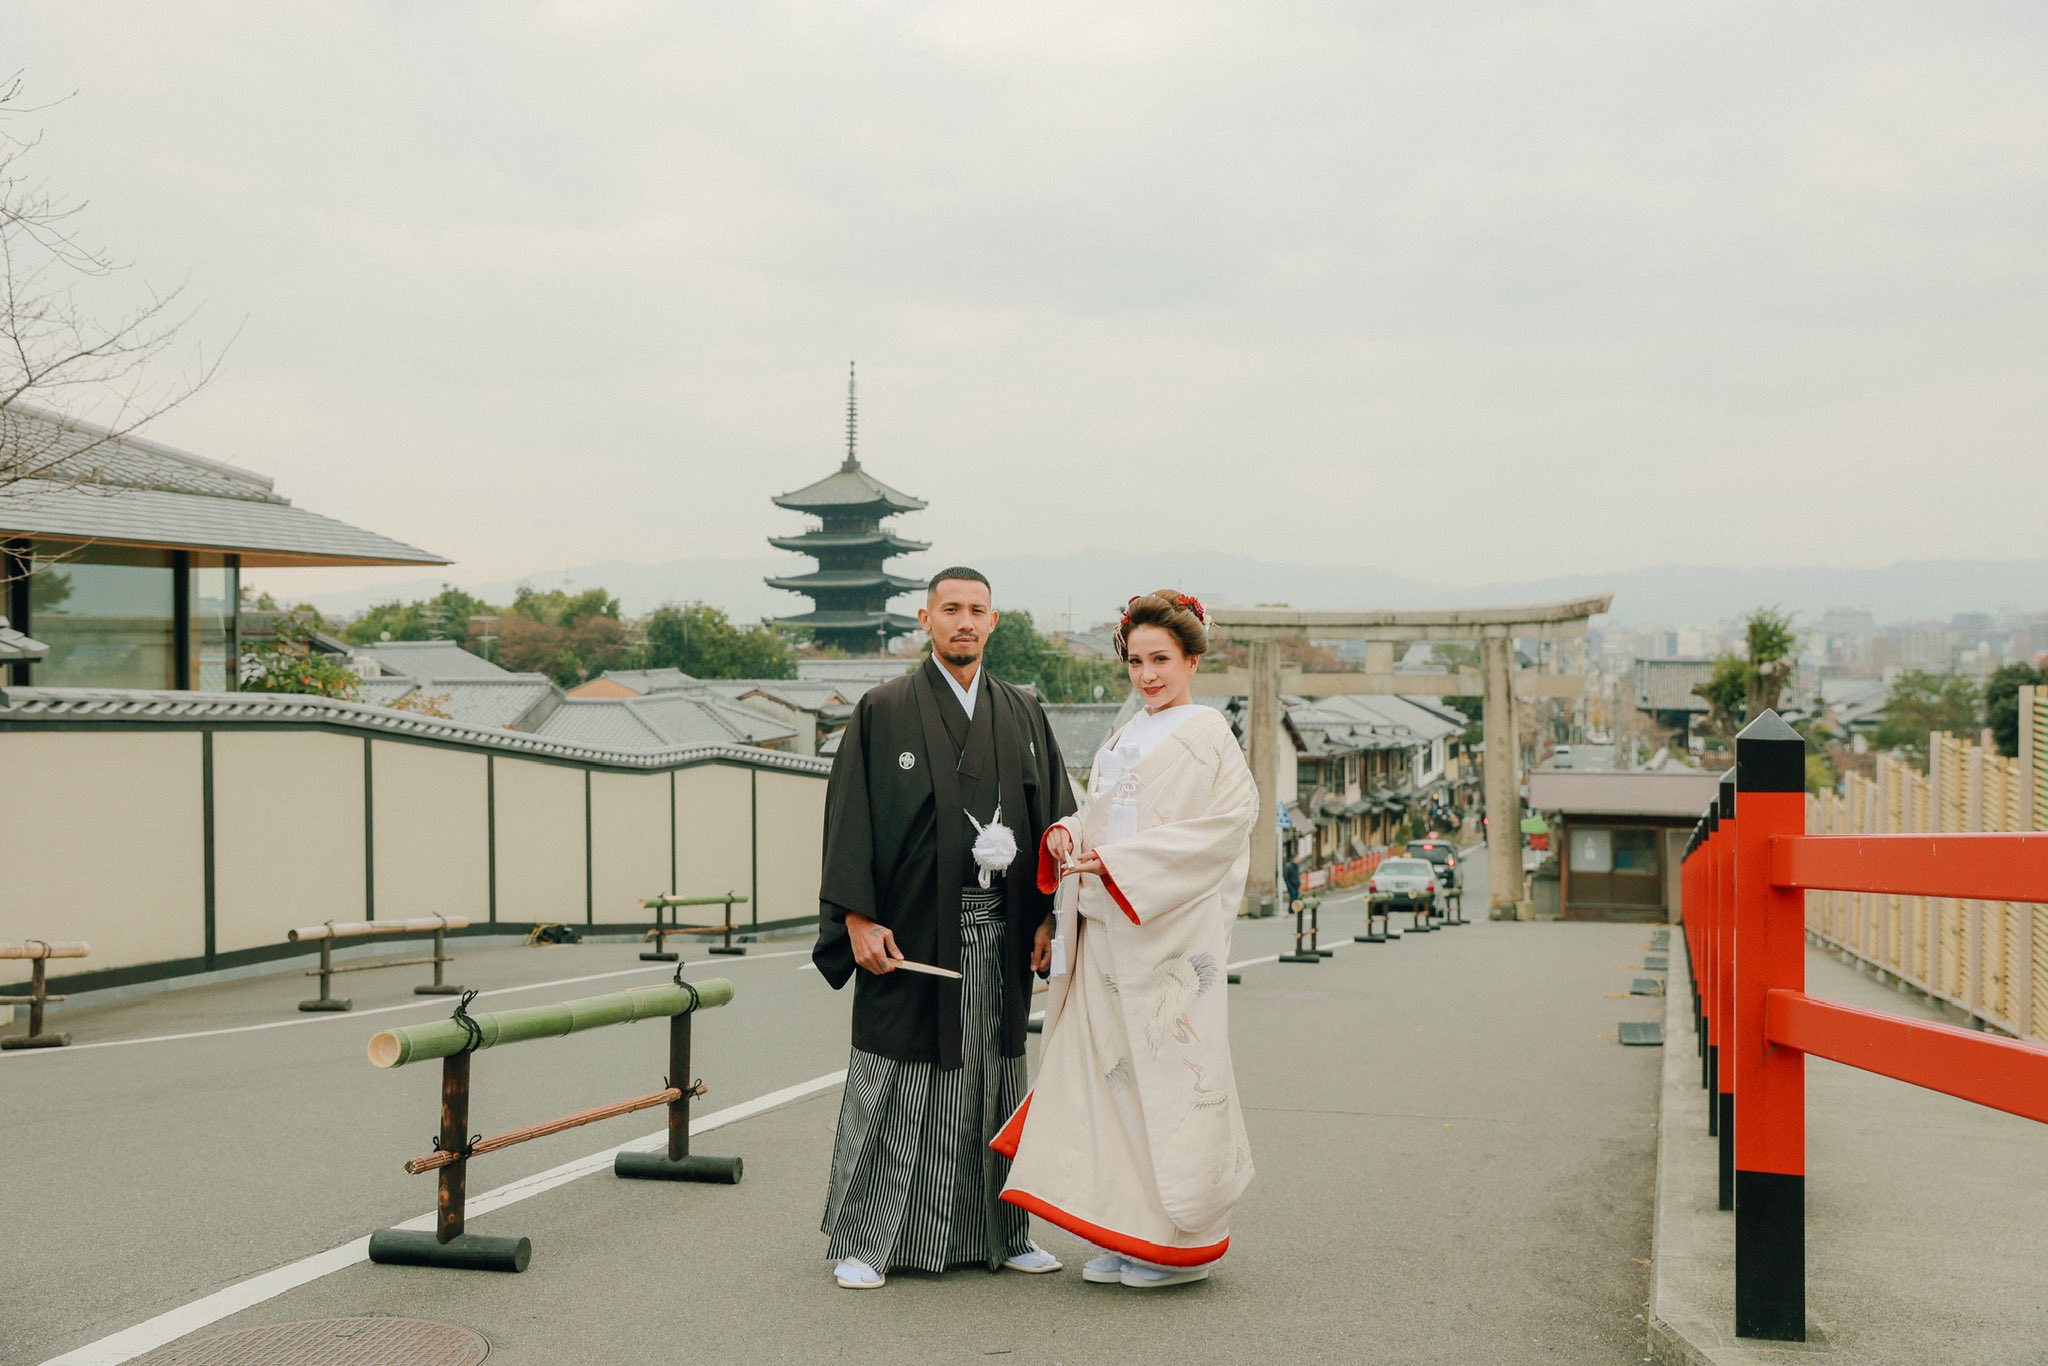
964;805;1018;889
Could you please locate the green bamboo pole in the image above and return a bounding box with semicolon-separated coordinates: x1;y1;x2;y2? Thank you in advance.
368;979;733;1069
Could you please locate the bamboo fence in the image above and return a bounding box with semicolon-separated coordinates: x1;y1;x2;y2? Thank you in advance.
1807;691;2046;1041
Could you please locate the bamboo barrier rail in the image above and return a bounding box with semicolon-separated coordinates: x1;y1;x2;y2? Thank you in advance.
1807;729;2045;1041
639;892;749;960
0;940;89;1049
365;974;740;1273
288;915;468;1012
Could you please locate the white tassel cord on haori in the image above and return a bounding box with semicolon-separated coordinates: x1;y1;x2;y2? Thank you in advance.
965;805;1018;890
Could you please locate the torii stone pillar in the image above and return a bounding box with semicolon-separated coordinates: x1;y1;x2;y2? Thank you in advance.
1202;595;1611;920
1480;631;1520;918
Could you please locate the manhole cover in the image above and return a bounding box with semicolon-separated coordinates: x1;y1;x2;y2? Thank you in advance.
134;1316;487;1365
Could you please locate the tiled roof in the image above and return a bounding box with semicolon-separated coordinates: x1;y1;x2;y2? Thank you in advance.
1633;658;1715;714
1042;702;1124;766
0;616;48;662
593;668;697;696
533;690;800;752
771;461;926;513
0;404;448;567
796;658;918;683
702;679;848;712
357;676;557;730
0;686;829;773
354;641;513;680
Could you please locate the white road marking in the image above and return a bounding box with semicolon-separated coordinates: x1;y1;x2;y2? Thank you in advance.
38;1070;848;1366
2;950;812;1059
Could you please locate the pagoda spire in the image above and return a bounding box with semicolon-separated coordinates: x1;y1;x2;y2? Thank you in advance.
842;361;858;472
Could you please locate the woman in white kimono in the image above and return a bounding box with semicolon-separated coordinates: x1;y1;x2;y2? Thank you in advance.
993;590;1257;1288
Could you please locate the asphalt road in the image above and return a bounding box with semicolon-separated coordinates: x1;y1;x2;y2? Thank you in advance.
4;857;1666;1365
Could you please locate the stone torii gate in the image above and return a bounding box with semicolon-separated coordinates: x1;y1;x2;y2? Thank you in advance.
1197;594;1612;918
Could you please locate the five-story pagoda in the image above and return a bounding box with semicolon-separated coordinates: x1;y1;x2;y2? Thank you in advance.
766;367;929;652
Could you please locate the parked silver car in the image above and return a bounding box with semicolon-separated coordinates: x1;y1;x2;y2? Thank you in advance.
1367;857;1440;915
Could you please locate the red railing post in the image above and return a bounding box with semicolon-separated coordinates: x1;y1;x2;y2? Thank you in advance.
1703;800;1721;1119
1715;770;1736;1212
1734;711;1807;1341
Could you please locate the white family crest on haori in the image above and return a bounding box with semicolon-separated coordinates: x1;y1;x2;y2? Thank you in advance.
997;704;1259;1262
898;751;916;770
964;804;1018;889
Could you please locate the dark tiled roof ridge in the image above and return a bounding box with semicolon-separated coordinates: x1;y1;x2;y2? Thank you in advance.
1;403;281;502
0;686;830;774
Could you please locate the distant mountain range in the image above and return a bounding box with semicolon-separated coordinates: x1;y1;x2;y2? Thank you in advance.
288;552;2048;632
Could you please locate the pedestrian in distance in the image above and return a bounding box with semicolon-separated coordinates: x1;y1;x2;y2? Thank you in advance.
1283;855;1301;909
995;590;1258;1288
812;568;1076;1289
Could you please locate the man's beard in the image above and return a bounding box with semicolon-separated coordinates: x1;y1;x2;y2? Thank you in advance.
939;640;981;667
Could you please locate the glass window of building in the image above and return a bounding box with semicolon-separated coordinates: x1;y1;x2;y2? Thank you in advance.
189;559;239;690
29;546;176;689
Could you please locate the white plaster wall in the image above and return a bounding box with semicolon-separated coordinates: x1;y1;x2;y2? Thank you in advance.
590;770;672;923
0;731;205;979
674;765;753;909
493;758;587;925
371;740;489;925
214;731;366;953
755;769;827;923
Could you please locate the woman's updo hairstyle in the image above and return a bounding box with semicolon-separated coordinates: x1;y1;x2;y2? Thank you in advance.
1114;589;1209;661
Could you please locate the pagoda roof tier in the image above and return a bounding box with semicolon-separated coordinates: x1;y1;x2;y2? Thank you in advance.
767;529;930;554
772;461;926;515
764;569;926;594
772;609;922;632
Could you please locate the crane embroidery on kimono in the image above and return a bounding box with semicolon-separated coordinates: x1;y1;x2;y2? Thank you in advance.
1142;953;1221;1054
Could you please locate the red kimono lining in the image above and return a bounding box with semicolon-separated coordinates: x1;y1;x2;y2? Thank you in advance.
991;1093;1229;1268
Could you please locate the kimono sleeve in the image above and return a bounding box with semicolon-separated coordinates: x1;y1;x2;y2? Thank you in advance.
811;695;876;987
1091;731;1257;926
1032;704;1082;894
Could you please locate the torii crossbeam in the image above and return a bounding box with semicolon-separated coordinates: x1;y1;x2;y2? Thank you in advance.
1201;594;1613;918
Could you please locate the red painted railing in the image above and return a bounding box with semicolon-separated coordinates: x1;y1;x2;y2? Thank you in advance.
1682;712;2048;1342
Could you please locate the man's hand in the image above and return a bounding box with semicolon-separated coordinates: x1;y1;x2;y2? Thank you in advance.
1044;826;1074;865
845;912;903;974
1031;917;1054;975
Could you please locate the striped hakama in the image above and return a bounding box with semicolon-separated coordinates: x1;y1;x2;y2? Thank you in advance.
822;889;1033;1273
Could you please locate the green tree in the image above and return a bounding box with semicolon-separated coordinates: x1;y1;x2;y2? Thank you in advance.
935;608;1125;703
239;606;359;699
1983;663;2048;758
342;585;495;646
510;585;619;630
642;602;797;680
1873;669;1980;760
1692;607;1799;733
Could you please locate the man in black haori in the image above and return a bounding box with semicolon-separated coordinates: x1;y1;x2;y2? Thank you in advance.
813;567;1075;1288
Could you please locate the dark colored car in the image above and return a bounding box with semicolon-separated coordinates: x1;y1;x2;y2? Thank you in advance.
1406;838;1461;891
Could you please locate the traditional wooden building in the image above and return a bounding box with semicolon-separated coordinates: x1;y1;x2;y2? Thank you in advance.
764;368;927;652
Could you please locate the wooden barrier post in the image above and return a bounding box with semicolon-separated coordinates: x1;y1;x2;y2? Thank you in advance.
1355;888;1389;944
0;940;89;1049
615;990;745;1183
1280;896;1321;963
640;893;751;960
1733;712;1807;1341
290;917;470;1013
365;977;736;1272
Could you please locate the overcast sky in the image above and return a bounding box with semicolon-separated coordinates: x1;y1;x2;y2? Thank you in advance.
12;3;2047;606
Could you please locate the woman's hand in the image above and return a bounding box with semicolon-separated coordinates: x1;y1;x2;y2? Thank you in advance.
1067;851;1106;878
1044;826;1074;864
844;912;903;974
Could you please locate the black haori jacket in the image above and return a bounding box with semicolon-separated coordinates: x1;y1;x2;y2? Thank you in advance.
812;660;1075;1069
